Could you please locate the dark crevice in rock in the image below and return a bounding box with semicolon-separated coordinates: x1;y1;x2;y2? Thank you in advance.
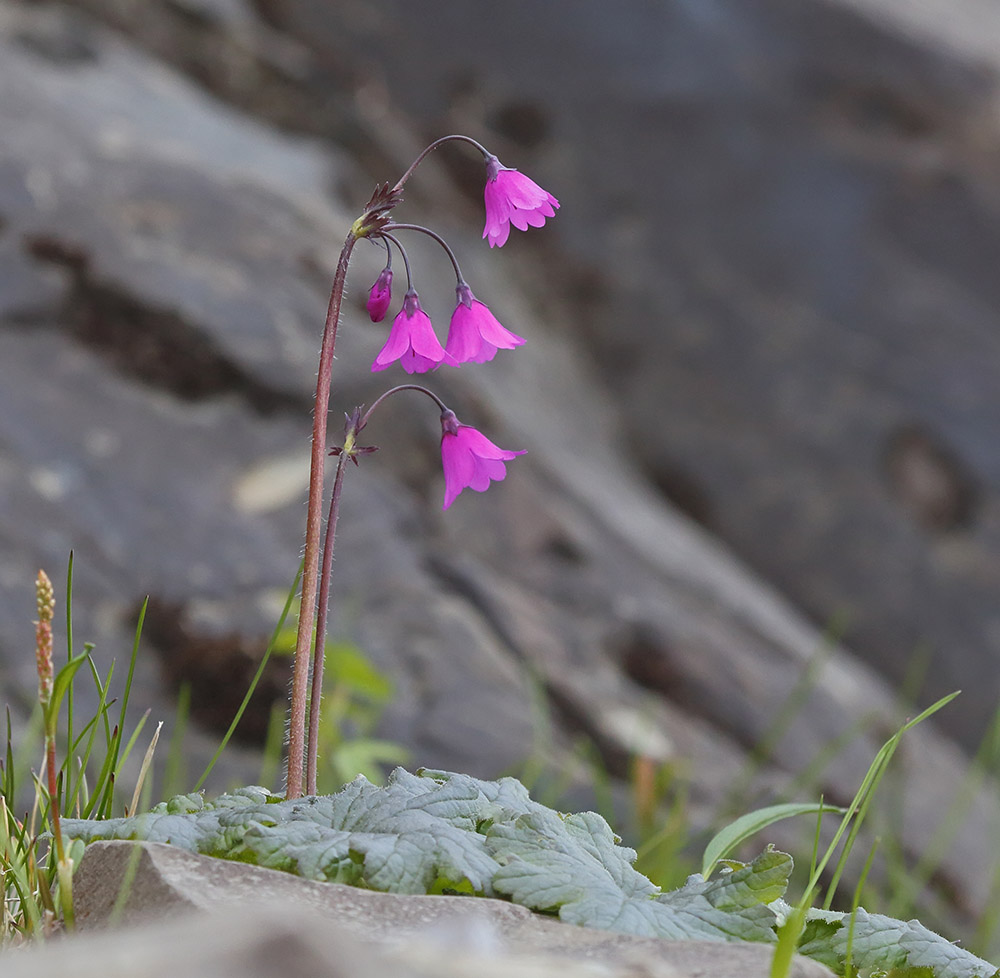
883;422;978;532
635;455;715;530
617;624;686;700
21;233;307;415
11;6;100;65
489;100;551;150
542;681;635;780
613;622;768;759
423;553;634;780
136;597;290;746
422;553;526;661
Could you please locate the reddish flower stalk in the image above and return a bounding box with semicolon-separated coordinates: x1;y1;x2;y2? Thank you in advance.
305;410;375;794
286;182;401;799
285;232;356;799
305;448;347;796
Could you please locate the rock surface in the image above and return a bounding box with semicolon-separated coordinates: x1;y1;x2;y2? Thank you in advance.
11;839;822;978
0;0;999;959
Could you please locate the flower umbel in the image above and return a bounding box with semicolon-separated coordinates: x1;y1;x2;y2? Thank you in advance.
372;289;453;374
439;409;525;509
445;283;525;364
483;154;559;248
366;267;393;322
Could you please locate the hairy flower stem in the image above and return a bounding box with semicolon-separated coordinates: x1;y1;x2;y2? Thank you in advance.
390;134;490;195
306;448;349;795
286;232;356;800
360;384;449;427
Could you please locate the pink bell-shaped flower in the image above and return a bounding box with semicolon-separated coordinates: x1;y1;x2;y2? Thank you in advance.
483;154;559;248
445;283;525;364
366;267;393;322
372;289;452;374
439;409;525;509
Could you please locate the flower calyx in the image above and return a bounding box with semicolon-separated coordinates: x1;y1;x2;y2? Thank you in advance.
330;407;378;466
351;183;405;240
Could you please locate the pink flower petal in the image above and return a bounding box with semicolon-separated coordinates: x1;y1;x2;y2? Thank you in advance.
445;289;525;365
371;289;447;373
482;156;559;248
439;420;525;509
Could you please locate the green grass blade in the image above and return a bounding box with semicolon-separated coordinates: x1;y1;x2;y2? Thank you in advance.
162;684;191;799
890;699;1000;921
769;690;960;978
117;711;151;771
844;838;880;978
44;652;91;735
821;690;959;910
64;551;75;752
193;562;302;792
3;708;14;802
85;651;115;748
701;802;845;879
84;726;120;820
64;654;116;814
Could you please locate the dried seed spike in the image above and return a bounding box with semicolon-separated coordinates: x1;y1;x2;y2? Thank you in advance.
34;569;55;701
35;569;55;624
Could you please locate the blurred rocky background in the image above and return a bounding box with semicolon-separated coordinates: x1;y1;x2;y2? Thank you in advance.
2;0;1000;955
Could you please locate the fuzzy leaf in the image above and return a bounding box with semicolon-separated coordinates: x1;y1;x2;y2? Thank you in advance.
487;807;789;942
63;768;792;940
797;907;999;978
62;765;999;977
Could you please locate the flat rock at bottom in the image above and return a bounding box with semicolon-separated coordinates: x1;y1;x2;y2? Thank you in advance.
0;840;833;978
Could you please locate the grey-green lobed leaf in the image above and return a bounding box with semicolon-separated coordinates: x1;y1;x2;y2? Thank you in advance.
796;906;999;978
60;767;1000;976
488;809;788;942
62;767;787;939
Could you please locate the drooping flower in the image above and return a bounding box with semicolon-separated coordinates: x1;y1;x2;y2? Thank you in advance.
483;154;559;248
439;409;525;509
445;283;525;364
372;289;453;374
366;267;393;322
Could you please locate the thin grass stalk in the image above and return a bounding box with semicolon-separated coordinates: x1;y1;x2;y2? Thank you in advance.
890;700;1000;920
92;600;147;819
116;711;151;771
64;554;74;755
844;839;880;978
770;692;957;978
163;683;191;799
65;655;114;815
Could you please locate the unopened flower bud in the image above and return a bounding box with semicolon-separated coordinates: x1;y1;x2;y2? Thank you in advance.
366;267;393;323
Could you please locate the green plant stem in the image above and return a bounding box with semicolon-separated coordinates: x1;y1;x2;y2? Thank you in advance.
306;449;350;795
286;231;356;800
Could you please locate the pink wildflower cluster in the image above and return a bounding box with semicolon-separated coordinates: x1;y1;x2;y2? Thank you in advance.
361;143;558;505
